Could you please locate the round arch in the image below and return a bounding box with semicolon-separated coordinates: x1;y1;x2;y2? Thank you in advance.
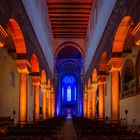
92;68;97;82
47;79;51;89
30;54;40;72
122;59;134;95
54;41;84;59
41;70;46;83
58;60;81;73
99;52;107;71
7;18;27;54
84;84;87;92
88;78;91;88
112;16;133;53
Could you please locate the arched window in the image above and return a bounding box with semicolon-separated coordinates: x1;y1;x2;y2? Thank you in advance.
74;87;76;100
67;86;71;101
62;87;64;100
122;59;135;98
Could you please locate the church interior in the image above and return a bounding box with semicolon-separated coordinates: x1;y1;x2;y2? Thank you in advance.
0;0;140;139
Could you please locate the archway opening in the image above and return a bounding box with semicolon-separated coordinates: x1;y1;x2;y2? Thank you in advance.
55;44;83;117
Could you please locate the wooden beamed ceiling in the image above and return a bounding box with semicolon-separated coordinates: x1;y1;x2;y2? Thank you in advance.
47;0;93;38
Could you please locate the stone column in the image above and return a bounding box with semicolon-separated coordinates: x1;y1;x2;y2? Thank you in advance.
16;59;31;123
51;88;55;117
83;87;87;117
91;82;97;119
98;81;105;120
87;87;92;118
41;82;47;120
108;57;123;122
46;87;51;118
32;75;40;121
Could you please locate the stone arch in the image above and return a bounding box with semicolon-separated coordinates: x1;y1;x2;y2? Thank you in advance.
122;59;134;94
7;18;27;54
54;41;84;59
88;78;91;88
47;79;51;89
99;52;107;71
84;84;87;92
41;70;46;83
92;68;97;82
112;16;133;53
30;54;40;72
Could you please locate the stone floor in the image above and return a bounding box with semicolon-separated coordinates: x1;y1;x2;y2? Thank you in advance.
57;119;77;140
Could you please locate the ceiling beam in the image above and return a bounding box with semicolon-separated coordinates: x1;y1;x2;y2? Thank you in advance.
51;24;87;28
51;22;88;25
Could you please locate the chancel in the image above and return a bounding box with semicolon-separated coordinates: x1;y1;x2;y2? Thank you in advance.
0;0;140;140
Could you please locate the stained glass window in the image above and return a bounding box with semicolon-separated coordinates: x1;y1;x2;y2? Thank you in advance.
62;87;64;100
74;87;76;100
67;86;71;101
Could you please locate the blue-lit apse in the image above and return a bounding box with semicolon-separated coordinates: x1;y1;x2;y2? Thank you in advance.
60;75;78;116
55;45;83;117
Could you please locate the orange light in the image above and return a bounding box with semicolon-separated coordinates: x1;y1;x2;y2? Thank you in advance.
42;87;47;120
34;84;40;121
0;25;8;47
111;71;119;121
113;16;133;52
98;83;104;120
7;19;27;53
30;54;40;72
19;73;27;122
91;83;97;119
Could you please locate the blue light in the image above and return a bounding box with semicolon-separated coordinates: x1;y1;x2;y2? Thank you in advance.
67;86;71;101
74;87;76;101
62;75;75;84
62;87;64;100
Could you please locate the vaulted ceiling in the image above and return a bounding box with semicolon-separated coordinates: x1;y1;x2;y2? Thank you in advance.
47;0;93;39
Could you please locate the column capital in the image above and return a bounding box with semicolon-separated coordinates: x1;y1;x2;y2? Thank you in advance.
41;82;47;93
91;81;98;91
87;87;92;93
98;75;106;85
16;59;31;74
0;25;8;48
46;87;51;93
107;57;123;72
31;73;41;85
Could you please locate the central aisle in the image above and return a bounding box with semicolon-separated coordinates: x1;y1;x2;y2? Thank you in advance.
57;119;77;140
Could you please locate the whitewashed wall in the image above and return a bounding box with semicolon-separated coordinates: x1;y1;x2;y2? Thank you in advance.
22;0;54;73
85;0;116;72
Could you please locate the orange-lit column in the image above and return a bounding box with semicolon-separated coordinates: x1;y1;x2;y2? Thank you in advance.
0;25;8;48
50;90;53;118
98;80;105;120
16;60;31;123
52;94;55;117
91;83;97;119
41;83;47;120
111;70;119;122
108;57;123;122
83;91;87;117
51;88;55;117
46;88;49;118
87;88;92;118
32;76;40;121
47;88;51;118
